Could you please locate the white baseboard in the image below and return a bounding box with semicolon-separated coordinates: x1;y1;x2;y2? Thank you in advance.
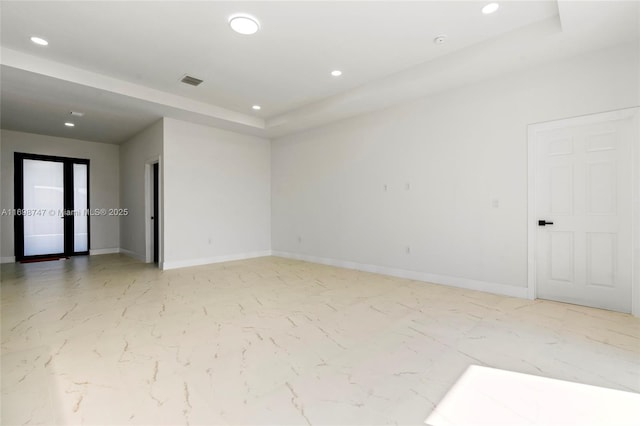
89;248;120;256
119;248;146;262
162;250;272;271
272;251;528;299
1;256;16;264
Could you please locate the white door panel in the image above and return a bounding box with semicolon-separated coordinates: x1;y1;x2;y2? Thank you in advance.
533;110;635;313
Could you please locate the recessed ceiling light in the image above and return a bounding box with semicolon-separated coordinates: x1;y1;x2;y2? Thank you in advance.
331;70;342;77
30;36;48;46
229;15;260;35
434;35;448;45
482;3;500;14
64;122;75;127
252;105;261;110
70;111;85;117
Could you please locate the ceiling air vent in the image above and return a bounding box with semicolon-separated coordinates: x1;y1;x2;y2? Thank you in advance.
180;75;203;86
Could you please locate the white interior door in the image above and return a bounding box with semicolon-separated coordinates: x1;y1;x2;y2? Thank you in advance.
532;109;637;313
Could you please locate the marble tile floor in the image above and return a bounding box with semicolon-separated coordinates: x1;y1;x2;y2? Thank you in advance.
1;254;639;425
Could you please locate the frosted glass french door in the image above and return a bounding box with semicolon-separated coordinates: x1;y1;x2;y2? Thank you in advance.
15;153;90;260
73;163;89;252
22;159;65;256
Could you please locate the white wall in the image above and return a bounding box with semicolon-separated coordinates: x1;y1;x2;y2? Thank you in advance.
0;130;120;261
119;119;163;261
162;118;271;269
271;42;640;296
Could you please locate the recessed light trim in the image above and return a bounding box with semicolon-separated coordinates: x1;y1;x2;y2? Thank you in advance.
229;15;260;35
482;3;500;14
64;122;75;127
30;36;48;46
433;35;448;45
331;70;342;77
252;105;261;111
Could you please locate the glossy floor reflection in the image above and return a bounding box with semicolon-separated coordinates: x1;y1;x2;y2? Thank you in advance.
2;255;639;425
425;365;640;426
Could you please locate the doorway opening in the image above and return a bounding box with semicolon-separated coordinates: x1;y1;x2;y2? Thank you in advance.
145;159;161;266
14;153;90;262
152;162;159;264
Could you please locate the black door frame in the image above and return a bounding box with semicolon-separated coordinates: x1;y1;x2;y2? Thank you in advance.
14;153;91;261
152;162;159;264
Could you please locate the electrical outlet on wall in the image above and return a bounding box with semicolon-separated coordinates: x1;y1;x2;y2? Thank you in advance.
297;236;302;244
405;246;411;254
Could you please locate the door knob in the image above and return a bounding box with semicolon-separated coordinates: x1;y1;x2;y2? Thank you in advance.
538;220;554;226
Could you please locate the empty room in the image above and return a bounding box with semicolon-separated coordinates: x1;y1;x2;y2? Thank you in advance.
1;1;639;425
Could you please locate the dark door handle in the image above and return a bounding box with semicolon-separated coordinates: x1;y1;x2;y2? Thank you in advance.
538;220;554;226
